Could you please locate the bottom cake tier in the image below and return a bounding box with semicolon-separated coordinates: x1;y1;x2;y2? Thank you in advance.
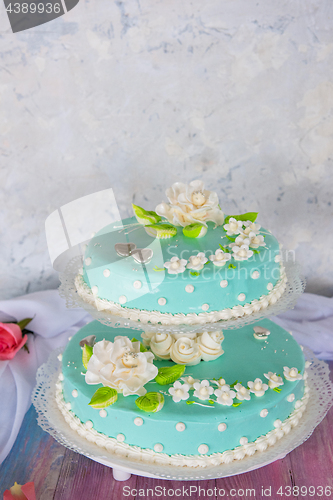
56;319;309;468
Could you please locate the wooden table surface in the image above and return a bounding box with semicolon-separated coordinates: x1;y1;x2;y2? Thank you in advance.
1;362;332;500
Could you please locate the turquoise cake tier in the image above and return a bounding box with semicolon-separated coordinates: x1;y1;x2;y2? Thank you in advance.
76;217;284;323
58;319;306;462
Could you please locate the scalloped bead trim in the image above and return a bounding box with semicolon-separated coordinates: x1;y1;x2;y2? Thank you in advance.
56;378;309;468
75;264;287;326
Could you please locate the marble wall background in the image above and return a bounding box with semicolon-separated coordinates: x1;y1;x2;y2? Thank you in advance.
1;0;332;300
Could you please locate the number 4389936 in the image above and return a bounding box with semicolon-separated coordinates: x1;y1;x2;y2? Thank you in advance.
6;3;61;14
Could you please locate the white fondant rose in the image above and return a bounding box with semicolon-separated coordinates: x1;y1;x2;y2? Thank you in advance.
283;366;302;381
85;336;158;397
248;378;269;397
186;252;208;271
209;249;232;267
215;385;236;406
193;380;214;400
196;331;224;361
234;383;251;401
168;380;190;402
170;336;201;365
164;256;187;274
223;218;243;235
149;332;174;359
156;180;225;227
264;371;284;389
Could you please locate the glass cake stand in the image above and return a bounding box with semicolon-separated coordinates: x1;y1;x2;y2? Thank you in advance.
58;256;305;334
32;345;333;481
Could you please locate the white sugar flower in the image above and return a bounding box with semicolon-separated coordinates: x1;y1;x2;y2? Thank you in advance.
223;218;243;236
164;256;187;274
186;252;208;271
196;331;224;361
168;381;190;402
243;221;261;233
234;383;251;401
283;366;302;382
209;249;232;267
85;337;158;397
193;380;214;400
210;377;226;389
181;375;200;389
170;336;202;365
215;385;236;406
247;232;266;249
264;372;284;389
230;243;254;261
248;378;269;397
149;333;174;360
155;180;225;227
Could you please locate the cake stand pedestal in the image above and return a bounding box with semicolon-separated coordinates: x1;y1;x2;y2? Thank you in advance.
32;346;333;481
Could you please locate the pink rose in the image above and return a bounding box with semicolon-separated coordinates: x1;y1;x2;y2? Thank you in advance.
3;481;36;500
0;323;28;361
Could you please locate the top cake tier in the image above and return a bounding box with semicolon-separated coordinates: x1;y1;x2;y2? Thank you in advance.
75;181;286;325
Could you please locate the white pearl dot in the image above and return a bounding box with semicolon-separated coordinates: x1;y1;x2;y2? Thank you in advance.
287;393;295;402
133;280;142;289
238;293;246;301
252;270;260;279
185;284;194;293
267;282;273;291
198;444;209;454
274;419;282;428
72;389;78;398
220;280;228;288
275;255;281;262
154;443;164;452
85;257;92;266
218;423;227;432
176;422;186;432
85;420;93;429
103;269;110;278
239;437;248;445
99;409;107;418
91;286;98;295
65;402;71;410
295;400;302;409
119;295;127;304
134;417;143;426
58;373;64;381
260;409;268;418
117;433;125;442
202;303;209;311
158;297;167;306
57;353;63;362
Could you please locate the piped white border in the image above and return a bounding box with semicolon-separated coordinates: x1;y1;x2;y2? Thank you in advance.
74;264;287;326
55;377;309;468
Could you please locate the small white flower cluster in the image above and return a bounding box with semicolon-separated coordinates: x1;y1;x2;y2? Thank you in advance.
142;330;225;365
164;252;208;274
283;366;303;382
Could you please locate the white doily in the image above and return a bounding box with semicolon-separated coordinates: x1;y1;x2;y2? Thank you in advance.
58;257;305;334
31;346;332;481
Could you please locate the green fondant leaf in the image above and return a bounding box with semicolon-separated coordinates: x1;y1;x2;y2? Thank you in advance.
273;387;282;393
252;249;260;254
190;271;200;276
145;224;177;239
228;263;236;269
82;344;93;369
155;365;186;385
135;392;164;413
186;401;195;405
182;223;207;239
131;337;148;352
224;212;258;224
208;399;215;404
225;234;236;241
88;386;118;409
17;317;33;330
232;402;242;407
219;244;230;253
132;204;162;225
153;266;165;272
230;380;238;388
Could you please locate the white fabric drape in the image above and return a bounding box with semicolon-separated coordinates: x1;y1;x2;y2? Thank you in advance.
0;290;332;465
